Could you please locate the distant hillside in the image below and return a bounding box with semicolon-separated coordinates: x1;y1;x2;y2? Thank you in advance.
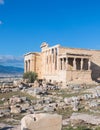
0;65;24;74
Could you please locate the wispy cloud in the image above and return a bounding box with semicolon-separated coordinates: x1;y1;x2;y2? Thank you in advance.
0;20;3;25
0;55;24;68
0;0;4;5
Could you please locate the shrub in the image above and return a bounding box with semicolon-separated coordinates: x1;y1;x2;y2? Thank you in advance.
23;71;38;83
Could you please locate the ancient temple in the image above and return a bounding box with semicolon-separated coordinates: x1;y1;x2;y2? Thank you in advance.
24;42;100;85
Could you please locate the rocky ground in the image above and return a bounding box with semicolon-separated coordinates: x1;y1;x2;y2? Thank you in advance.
0;79;100;130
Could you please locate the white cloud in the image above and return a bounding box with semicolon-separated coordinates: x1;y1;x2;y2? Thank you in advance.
0;55;24;68
0;0;4;5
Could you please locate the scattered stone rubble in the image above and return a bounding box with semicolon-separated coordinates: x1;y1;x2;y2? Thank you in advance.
0;79;100;130
70;112;100;125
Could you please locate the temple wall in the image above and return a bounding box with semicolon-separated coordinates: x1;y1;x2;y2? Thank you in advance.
66;70;92;83
59;47;100;82
24;53;42;79
24;43;100;84
24;53;36;72
90;51;100;82
41;45;60;79
35;54;42;79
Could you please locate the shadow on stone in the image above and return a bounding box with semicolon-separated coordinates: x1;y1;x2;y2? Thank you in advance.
1;127;13;130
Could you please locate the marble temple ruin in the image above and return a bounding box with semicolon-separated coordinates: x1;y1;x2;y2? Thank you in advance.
24;42;100;85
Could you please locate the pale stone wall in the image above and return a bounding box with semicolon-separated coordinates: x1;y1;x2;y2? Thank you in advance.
35;53;42;79
66;70;92;82
41;44;60;79
90;50;100;81
24;43;100;84
24;53;36;72
24;53;42;79
43;71;66;83
59;47;100;83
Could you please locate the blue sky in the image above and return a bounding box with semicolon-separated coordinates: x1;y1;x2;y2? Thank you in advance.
0;0;100;67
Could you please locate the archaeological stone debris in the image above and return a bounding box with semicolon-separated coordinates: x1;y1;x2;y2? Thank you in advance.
21;113;62;130
0;43;100;130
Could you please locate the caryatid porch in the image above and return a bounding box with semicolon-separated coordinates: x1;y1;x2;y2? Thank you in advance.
59;53;92;82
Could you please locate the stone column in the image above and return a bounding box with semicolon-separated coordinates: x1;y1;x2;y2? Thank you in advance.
27;61;28;72
60;58;62;70
30;60;32;72
64;58;66;70
28;60;30;72
48;51;50;74
25;61;27;72
48;50;50;74
55;48;57;70
44;52;46;74
27;60;29;72
26;61;28;72
27;60;28;72
88;59;91;70
31;59;34;72
47;51;49;74
49;49;52;74
81;58;83;70
73;58;76;70
66;57;68;70
59;58;61;70
51;49;53;74
62;58;64;70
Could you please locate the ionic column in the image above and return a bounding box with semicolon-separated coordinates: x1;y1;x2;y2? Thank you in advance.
27;61;28;72
73;58;76;70
52;48;55;73
55;48;57;70
31;59;34;71
24;61;27;72
44;52;46;74
48;50;49;74
88;59;91;70
66;57;68;70
27;60;29;72
48;50;50;74
81;58;83;70
28;60;30;72
60;58;62;70
62;58;64;70
59;58;61;70
26;61;28;72
47;51;49;73
51;50;53;73
30;60;31;71
50;49;52;74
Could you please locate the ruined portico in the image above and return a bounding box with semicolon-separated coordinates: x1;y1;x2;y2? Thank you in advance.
58;53;91;83
24;42;100;85
24;52;42;79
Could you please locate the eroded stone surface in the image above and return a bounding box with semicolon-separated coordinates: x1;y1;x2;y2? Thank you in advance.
21;113;62;130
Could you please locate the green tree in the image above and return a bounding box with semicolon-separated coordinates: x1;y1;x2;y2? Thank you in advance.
23;71;38;83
